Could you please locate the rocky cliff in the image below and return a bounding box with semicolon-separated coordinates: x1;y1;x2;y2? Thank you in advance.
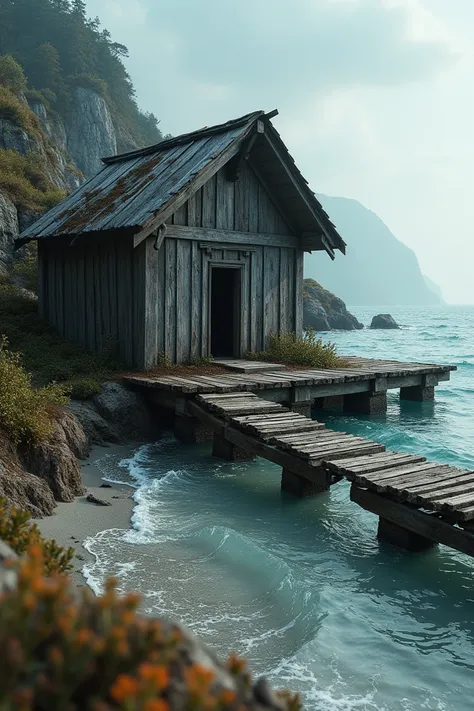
306;195;443;306
65;88;117;177
303;278;363;331
0;87;118;271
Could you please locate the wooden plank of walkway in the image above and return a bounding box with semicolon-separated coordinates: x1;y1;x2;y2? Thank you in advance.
192;393;385;470
124;357;455;396
324;452;474;523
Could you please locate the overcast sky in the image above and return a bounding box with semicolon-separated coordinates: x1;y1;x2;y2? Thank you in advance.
87;0;473;304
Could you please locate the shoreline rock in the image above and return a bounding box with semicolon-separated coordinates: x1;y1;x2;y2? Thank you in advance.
370;314;400;329
303;278;363;331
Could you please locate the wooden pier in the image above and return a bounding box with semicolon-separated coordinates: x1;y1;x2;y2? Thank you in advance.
123;357;474;559
126;356;456;418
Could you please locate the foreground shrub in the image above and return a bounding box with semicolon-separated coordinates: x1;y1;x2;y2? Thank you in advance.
248;330;346;369
0;498;73;574
0;546;302;711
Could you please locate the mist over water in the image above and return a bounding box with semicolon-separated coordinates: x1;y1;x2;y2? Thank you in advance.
84;306;474;711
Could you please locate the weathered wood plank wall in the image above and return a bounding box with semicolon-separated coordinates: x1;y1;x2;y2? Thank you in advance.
38;236;151;369
170;163;293;236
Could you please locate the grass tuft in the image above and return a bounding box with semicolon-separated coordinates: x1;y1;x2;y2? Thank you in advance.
248;330;347;369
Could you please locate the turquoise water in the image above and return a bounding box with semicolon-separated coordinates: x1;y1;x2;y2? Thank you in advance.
84;306;474;711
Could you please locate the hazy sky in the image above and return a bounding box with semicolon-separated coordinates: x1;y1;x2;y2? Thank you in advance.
86;0;473;304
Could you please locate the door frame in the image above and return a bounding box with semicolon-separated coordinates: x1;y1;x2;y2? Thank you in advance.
208;261;243;359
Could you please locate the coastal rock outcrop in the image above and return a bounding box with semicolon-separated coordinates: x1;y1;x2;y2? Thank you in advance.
303;278;363;331
93;382;155;442
370;314;400;329
0;433;56;518
66;88;117;177
0;191;19;276
20;412;87;503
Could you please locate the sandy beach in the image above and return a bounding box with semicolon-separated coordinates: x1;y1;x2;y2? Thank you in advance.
36;442;138;588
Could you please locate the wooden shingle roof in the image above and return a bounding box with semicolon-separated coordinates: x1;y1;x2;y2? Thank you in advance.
18;110;345;257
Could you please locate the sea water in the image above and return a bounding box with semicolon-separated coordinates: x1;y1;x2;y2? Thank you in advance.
84;305;474;710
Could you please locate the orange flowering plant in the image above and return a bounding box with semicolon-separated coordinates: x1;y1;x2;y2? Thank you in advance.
0;502;302;711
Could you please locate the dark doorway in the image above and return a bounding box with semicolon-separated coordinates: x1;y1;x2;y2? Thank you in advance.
210;267;241;358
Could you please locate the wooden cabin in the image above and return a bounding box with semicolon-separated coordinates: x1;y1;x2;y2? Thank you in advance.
18;110;346;369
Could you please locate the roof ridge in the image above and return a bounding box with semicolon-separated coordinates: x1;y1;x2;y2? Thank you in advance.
102;110;265;166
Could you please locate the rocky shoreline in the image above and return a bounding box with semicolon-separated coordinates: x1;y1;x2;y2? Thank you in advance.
0;381;156;518
303;278;363;331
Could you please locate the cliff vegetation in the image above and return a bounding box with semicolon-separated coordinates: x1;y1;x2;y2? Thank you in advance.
0;0;164;151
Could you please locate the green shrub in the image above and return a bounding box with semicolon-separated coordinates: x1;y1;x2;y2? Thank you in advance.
0;498;73;574
0;55;27;94
0;336;69;444
156;353;175;370
0;86;41;134
24;87;52;108
67;377;103;400
68;72;108;98
248;330;347;369
183;356;212;367
0;148;67;212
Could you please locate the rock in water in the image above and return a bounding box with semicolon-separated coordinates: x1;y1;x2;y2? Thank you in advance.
303;279;363;331
370;314;400;329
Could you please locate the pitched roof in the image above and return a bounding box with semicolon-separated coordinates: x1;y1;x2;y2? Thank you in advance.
18;110;345;256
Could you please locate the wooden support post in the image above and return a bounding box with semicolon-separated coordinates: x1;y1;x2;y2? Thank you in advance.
401;374;437;402
400;386;435;402
281;467;330;497
350;485;442;554
289;386;312;417
322;395;344;412
212;433;255;461
174;416;214;444
377;517;435;552
290;402;312;417
343;391;387;415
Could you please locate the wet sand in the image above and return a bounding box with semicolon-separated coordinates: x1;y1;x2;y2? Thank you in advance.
36;443;137;588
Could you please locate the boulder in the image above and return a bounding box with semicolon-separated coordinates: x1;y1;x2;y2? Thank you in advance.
302;296;331;330
370;314;400;329
93;382;154;442
303;279;363;331
68;400;121;447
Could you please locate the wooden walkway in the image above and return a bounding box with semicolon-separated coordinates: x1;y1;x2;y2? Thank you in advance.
126;356;455;395
186;392;474;558
125;356;455;416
